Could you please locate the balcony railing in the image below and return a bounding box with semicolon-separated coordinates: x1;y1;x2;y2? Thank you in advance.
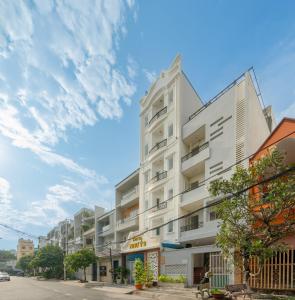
149;139;167;155
150;171;167;184
151;201;167;212
149;106;167;125
183;182;204;194
121;185;139;204
180;221;204;232
181;142;209;163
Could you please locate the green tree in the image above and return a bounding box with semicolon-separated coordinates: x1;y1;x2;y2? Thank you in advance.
64;248;97;282
0;250;16;262
32;245;64;279
209;150;295;284
16;255;34;274
133;259;145;286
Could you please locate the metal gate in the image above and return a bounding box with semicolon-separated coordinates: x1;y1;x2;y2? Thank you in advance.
249;248;295;290
210;252;231;288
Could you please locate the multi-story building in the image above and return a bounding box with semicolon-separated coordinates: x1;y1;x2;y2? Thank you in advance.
115;169;140;282
73;208;94;251
16;238;34;261
38;236;47;249
119;55;273;287
95;206;119;283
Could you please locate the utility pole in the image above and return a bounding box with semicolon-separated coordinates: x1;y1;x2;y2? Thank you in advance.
63;219;68;281
109;246;114;283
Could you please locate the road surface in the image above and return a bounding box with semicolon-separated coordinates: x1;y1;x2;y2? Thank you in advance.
0;276;147;300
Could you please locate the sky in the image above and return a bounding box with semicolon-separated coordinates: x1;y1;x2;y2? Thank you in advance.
0;0;294;250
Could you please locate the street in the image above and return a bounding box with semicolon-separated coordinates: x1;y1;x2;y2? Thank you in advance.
0;277;147;300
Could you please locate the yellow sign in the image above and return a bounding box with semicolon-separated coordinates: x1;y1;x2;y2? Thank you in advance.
129;236;147;249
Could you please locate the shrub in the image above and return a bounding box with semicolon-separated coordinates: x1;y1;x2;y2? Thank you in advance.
134;259;145;285
158;274;186;283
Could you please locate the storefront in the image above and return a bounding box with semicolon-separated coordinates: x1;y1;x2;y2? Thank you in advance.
121;231;161;283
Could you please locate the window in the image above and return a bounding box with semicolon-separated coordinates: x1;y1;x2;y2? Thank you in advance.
155;227;160;236
144;144;149;156
144;115;149;127
168;188;173;199
168;221;173;233
145;200;148;210
168;124;173;137
168;90;174;105
144;172;149;184
167;156;173;170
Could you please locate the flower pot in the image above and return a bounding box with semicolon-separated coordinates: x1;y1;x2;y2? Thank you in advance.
211;294;225;300
135;283;143;290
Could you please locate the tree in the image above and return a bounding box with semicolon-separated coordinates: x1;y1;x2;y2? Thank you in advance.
64;248;97;282
0;250;16;262
32;245;64;279
16;255;34;274
133;259;145;287
209;150;295;284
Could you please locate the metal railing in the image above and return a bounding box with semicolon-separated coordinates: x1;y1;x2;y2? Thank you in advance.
149;106;167;125
180;221;204;232
181;141;209;162
121;185;139;203
182;182;204;196
186;71;247;124
149;139;167;155
150;171;167;184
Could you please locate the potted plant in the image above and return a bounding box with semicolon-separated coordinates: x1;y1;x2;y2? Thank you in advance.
210;288;225;300
134;259;145;290
115;267;121;284
121;267;130;285
145;262;153;288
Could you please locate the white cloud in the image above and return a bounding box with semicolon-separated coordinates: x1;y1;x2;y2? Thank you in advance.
0;0;136;178
143;69;157;84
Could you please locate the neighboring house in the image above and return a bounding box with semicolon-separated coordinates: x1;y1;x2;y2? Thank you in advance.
16;239;34;261
95;208;119;283
115;169;140;283
249;117;295;291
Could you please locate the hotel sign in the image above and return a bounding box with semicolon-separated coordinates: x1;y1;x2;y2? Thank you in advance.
129;236;147;249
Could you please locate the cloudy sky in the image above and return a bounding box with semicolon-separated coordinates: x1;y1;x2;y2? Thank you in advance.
0;0;294;249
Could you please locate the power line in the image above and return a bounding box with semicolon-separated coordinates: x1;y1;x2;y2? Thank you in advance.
99;166;295;251
0;223;39;240
103;130;295;230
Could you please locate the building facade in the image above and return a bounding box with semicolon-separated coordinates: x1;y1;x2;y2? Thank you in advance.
249;117;295;291
17;238;34;261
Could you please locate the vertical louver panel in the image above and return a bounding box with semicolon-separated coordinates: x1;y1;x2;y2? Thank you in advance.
235;94;246;167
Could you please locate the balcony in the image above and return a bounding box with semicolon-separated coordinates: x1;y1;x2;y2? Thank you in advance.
98;224;114;237
117;214;139;232
149;106;167;125
181;184;209;209
179;220;219;243
149;139;167;156
150;171;167;184
120;185;139;207
182;142;210;176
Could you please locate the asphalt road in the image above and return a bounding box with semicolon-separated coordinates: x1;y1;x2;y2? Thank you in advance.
0;277;147;300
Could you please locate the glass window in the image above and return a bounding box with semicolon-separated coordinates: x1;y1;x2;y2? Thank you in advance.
168;90;173;105
145;200;148;210
145;115;149;126
168;221;173;233
168;188;173;199
155;227;160;236
144;144;149;156
168;156;173;170
168;124;173;137
144;172;149;184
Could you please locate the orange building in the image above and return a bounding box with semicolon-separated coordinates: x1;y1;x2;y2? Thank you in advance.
249;117;295;291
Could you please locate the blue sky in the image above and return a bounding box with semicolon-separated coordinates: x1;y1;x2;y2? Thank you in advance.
0;0;294;250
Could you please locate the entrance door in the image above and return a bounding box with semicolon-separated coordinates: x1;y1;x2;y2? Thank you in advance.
92;262;97;281
128;260;135;284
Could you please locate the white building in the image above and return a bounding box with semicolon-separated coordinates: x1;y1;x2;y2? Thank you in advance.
120;55;273;287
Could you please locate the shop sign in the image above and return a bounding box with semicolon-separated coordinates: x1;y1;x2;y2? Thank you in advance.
129;236;147;249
